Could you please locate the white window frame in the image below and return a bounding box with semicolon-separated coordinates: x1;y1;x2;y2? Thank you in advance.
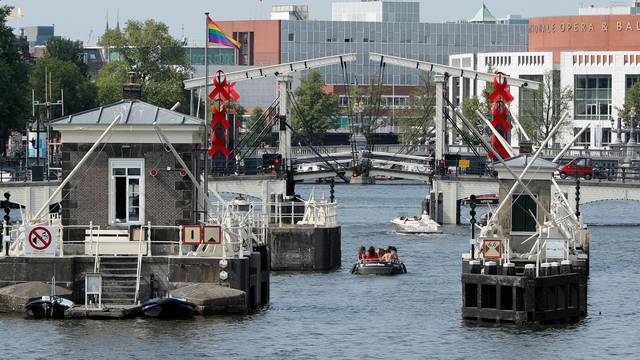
109;158;145;225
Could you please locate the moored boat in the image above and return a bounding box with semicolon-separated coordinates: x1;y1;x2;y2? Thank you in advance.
141;295;197;318
24;295;74;319
391;212;441;234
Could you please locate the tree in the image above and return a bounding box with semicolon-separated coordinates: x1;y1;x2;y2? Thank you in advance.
46;37;87;75
246;107;264;131
97;19;190;113
30;55;97;119
619;80;640;119
520;70;573;146
397;75;436;144
346;77;385;139
96;61;129;105
291;70;338;144
0;6;29;155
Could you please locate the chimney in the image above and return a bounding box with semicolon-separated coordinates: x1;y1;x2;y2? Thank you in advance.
122;71;142;100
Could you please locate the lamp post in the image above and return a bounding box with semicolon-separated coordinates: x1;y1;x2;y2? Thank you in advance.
353;101;364;136
624;107;638;163
629;107;637;146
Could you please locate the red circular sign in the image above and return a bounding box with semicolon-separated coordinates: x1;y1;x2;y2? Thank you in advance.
28;227;52;250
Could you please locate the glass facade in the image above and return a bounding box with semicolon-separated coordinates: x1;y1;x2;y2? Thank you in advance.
280;20;529;86
625;74;640;91
574;75;612;121
185;47;235;66
573;127;592;145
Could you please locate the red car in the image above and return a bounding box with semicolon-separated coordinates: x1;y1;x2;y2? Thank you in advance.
558;157;593;180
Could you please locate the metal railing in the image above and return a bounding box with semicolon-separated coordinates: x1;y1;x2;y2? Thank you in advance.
268;200;338;227
447;144;625;159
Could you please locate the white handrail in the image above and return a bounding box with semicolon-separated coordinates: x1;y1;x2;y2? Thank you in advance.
133;223;146;305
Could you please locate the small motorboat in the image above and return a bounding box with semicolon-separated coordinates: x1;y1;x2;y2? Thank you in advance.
391;212;441;234
230;193;251;212
25;295;74;319
352;259;407;275
141;295;197;318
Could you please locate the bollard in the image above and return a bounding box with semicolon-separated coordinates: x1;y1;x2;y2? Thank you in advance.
503;262;516;276
540;262;550;276
561;259;572;274
469;260;481;274
485;261;497;275
550;262;560;275
524;264;536;278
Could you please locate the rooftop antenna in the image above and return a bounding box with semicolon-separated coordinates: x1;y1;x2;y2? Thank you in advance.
105;9;109;32
116;9;120;31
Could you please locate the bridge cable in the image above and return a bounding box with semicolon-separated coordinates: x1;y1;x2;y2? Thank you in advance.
286;91;349;170
286;91;351;183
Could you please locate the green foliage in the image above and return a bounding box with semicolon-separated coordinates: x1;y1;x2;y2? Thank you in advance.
30;56;97;118
246;107;264;131
142;71;189;112
0;5;30;153
398;75;436;144
96;19;190;113
291;70;338;144
96;61;129;105
620;80;640;119
98;20;188;81
346;78;385;139
458;96;483;145
46;37;87;75
519;71;573;146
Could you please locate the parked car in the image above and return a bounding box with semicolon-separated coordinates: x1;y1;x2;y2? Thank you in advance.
558;157;593;180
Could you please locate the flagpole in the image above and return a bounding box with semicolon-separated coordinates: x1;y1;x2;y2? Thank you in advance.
203;12;210;223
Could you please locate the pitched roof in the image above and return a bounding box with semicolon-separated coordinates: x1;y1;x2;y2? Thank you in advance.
51;100;203;126
470;3;497;23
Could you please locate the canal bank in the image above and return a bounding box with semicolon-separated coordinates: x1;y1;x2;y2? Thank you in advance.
0;184;636;358
0;246;270;316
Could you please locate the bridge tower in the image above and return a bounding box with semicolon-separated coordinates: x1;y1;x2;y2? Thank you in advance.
369;53;541;224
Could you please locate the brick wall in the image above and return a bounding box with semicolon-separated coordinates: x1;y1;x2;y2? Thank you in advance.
61;143;199;241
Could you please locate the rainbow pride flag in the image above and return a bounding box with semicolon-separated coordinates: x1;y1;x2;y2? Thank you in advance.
208;17;241;49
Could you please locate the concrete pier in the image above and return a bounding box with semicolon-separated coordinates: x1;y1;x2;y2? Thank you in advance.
268;225;341;271
0;246;270;316
461;259;588;324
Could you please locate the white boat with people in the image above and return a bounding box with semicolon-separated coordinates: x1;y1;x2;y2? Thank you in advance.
391;211;441;234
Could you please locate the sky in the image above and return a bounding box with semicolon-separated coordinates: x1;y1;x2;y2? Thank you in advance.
3;0;616;45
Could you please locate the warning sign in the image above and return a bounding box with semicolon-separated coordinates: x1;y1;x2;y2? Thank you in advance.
482;239;503;260
25;226;57;256
181;225;221;245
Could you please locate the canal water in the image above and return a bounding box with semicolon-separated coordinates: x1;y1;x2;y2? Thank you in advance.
1;182;639;359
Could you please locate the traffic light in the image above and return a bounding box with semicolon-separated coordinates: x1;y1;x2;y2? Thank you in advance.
274;156;282;175
262;153;283;175
439;159;446;176
3;192;10;224
469;194;477;225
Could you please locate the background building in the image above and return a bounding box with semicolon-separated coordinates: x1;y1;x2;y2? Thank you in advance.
449;50;640;149
200;0;529;117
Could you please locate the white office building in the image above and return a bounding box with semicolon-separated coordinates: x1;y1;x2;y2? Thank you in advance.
449;51;640;149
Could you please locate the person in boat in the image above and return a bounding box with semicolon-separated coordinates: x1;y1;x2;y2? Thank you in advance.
377;248;386;259
366;246;378;260
357;246;366;260
388;246;399;262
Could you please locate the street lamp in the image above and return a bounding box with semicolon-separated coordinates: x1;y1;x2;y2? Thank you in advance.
629;107;638;146
352;101;365;135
